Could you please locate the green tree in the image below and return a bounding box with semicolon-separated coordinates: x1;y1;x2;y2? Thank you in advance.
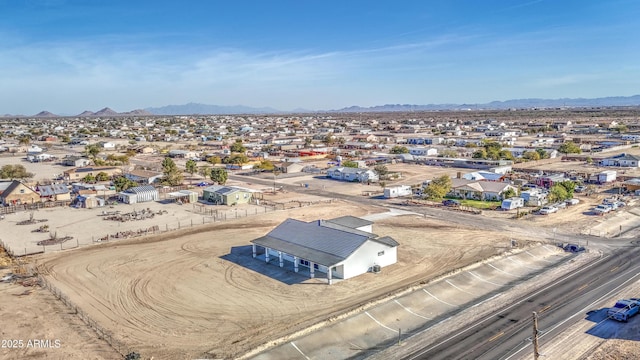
523;151;541;161
502;187;517;199
230;140;246;153
223;153;248;164
82;174;96;183
535;148;549;159
18;135;31;146
198;165;211;179
558;141;581;154
95;172;110;182
255;160;275;172
390;145;409;154
0;164;34;180
499;150;514;160
185;159;197;177
342;160;358;168
615;124;628;133
473;149;488;159
423;175;452;200
206;156;221;164
210;168;228;185
374;164;389;179
84;143;101;158
548;184;569;203
113;176;137;191
557;180;576;199
161;157;184;186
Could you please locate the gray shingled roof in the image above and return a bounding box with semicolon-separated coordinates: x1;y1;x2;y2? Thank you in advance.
251;218;397;267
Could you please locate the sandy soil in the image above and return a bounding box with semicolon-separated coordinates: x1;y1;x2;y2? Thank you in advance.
32;201;530;360
0;249;118;360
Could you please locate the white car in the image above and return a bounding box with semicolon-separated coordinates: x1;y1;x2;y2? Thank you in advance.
539;206;558;215
594;204;611;214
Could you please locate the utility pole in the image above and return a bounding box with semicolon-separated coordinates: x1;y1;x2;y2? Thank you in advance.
532;311;540;360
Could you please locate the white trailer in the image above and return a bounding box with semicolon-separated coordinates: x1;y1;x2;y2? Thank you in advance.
383;185;413;198
597;170;617;183
501;197;524;210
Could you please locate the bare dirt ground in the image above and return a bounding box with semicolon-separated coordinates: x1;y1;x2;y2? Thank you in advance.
0;248;119;360
31;200;534;360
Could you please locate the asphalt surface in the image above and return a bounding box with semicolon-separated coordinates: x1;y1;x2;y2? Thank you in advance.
399;245;640;360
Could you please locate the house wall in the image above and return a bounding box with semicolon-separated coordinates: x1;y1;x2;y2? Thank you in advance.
342;241;397;279
1;184;40;205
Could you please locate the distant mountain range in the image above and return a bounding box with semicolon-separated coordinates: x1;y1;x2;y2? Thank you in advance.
144;102;281;115
3;95;640;118
334;95;640;112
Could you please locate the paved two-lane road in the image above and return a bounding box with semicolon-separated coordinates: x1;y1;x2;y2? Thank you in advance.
395;245;640;360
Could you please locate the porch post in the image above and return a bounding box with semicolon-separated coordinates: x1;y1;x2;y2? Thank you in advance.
278;251;283;268
265;247;270;263
328;267;333;285
252;244;256;258
310;262;315;278
293;256;299;273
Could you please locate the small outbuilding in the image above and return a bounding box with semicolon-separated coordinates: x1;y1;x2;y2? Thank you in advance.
383;185;413;198
117;185;159;204
202;185;256;206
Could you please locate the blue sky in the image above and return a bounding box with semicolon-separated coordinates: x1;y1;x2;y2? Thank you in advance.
1;0;639;114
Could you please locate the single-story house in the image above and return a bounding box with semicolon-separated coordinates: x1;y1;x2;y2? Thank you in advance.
36;184;71;202
61;156;92;167
125;170;164;184
168;149;198;158
275;161;305;174
27;153;53;162
63;166;122;181
202;185;256;206
327;166;379;183
599;153;640;168
0;180;40;206
408;147;438;156
449;178;517;201
117;185;159;204
250;216;398;284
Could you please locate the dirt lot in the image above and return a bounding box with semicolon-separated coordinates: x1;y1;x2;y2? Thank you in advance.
0;248;119;360
29;200;534;360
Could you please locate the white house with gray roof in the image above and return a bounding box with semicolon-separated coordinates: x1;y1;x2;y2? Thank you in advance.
251;216;398;284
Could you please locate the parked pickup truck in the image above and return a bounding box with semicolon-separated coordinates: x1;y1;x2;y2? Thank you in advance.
607;298;640;322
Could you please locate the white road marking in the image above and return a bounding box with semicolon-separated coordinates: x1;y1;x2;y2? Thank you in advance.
503;263;640;360
507;256;539;270
525;250;554;263
394;299;430;320
487;263;520;277
290;342;311;360
423;289;457;307
365;311;398;333
406;253;609;360
446;279;476;296
467;271;504;287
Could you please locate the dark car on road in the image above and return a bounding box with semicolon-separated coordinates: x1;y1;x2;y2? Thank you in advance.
442;199;461;207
